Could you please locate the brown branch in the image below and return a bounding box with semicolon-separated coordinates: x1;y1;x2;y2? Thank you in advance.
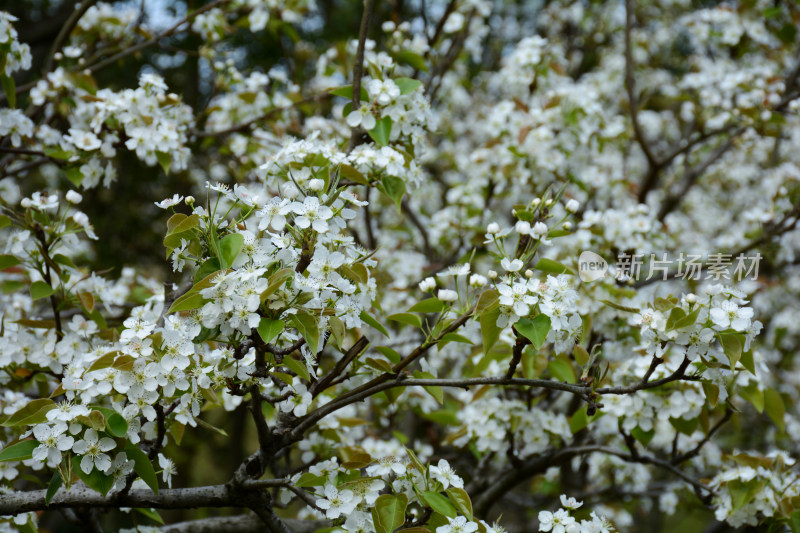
42;0;100;74
505;332;531;380
426;9;476;102
595;357;692;394
671;409;732;465
656;130;742;221
290;373;591;442
473;443;714;515
426;0;458;51
347;0;376;152
401;198;433;258
310;335;369;396
1;484;244;514
151;513;326;533
190;96;329;138
625;0;659;202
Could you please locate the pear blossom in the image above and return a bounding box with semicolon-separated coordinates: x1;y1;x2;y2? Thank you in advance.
72;429;116;474
315;484;357;519
430;459;464;489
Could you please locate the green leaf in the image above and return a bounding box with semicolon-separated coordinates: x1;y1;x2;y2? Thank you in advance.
166;213;190;233
380;175;405;212
394;77;423;95
405;447;426;474
195;258;221;282
739;383;764;413
393;49;428;71
515;314;551;349
480;307;502;356
360;311;389;337
534;258;574;275
339;446;372;469
0;440;38;462
260;267;294;301
1;398;56;427
445;488;473;520
258;318;284;344
53;253;77;269
72;455;115;496
105;412;128;438
291;311;320;354
408;298;446;314
570;406;589;433
1;74;15;108
218;233;244;269
421;491;457;518
339;163;369;185
0;214;11;230
373;494;408;533
654;297;677;312
547;356;576;383
45;471;62;504
740;349;756;375
156;151;171;174
30;281;54;301
573;345;590;366
375;346;401;364
718;332;743;369
790;510;800;533
669;416;699;435
86;410;106;431
437;332;473;349
0;254;20;270
414;371;443;404
665;308;686;331
387;312;423;329
169;269;223;313
599;299;640;313
764;388;785;432
44;147;75;161
135;508;165;525
283;356;310;381
295;472;327;487
365;357;394;373
86;351;119;373
728;479;761;512
673;307;701;330
702;381;719;407
329;85;369;101
631;426;655;446
369;116;392;147
64;167;83;187
168;292;207;313
125;443;159;494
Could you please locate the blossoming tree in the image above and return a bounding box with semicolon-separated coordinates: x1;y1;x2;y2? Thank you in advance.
1;0;799;532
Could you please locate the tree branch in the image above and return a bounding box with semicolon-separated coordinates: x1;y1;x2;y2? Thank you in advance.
625;0;659;201
347;0;375;152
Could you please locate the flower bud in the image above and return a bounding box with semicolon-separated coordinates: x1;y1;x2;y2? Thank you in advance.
515;221;531;235
438;289;458;302
66;190;82;204
566;199;580;213
532;222;548;237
